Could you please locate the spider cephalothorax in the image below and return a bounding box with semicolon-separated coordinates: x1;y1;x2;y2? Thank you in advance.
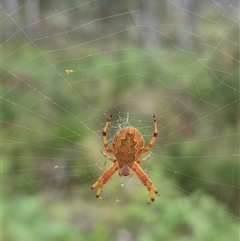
90;115;159;204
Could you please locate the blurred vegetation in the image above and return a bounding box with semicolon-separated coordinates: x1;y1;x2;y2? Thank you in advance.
2;0;240;240
2;189;239;241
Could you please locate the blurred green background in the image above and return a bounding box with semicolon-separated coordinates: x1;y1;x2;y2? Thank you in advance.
1;1;239;240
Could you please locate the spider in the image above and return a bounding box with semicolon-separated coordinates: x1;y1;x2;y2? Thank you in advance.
90;115;159;204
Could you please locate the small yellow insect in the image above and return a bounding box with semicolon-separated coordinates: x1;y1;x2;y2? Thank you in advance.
65;69;73;74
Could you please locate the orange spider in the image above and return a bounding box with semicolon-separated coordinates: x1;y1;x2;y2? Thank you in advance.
90;115;159;204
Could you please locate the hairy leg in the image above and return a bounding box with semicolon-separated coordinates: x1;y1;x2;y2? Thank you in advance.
90;160;119;199
132;162;159;204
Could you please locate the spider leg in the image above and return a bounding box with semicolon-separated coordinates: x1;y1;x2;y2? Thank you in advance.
136;152;152;164
90;160;119;200
142;115;158;153
102;115;114;153
132;162;159;204
100;149;115;163
101;149;115;166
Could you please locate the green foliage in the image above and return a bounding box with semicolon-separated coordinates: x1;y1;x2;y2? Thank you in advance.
3;196;81;241
2;190;239;241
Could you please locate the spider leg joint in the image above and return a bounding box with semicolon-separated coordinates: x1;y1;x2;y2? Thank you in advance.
96;195;107;200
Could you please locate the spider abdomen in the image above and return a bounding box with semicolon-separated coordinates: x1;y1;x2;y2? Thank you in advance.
112;127;144;163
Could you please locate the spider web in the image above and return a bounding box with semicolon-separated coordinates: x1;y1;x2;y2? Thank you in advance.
1;0;239;240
